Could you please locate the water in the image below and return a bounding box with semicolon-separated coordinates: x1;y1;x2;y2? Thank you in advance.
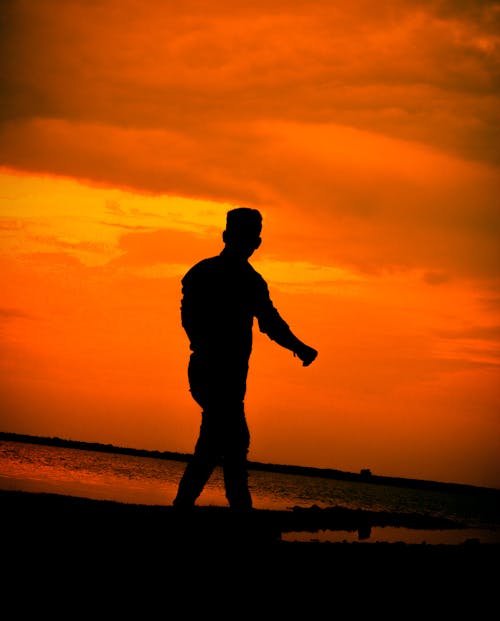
1;440;499;545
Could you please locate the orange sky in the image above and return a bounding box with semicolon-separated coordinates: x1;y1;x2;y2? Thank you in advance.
1;0;499;489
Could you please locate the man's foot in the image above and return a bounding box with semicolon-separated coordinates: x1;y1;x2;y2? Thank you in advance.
172;498;195;511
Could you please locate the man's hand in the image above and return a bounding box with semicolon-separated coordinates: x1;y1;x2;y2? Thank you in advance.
295;344;318;367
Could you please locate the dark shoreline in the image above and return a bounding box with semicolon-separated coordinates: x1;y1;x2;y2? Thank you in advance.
4;489;496;609
3;487;497;543
2;430;498;497
3;488;499;571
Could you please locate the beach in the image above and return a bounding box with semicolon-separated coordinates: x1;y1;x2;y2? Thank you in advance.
4;488;497;562
3;488;498;615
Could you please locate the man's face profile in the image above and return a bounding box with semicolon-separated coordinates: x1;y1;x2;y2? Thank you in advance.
223;229;262;259
223;207;263;259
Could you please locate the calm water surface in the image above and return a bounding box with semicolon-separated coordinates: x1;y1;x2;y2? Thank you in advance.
1;441;499;545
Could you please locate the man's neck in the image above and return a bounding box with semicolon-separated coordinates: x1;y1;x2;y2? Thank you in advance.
221;246;252;262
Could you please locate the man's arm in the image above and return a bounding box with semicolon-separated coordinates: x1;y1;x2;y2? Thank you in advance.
255;277;318;367
293;342;318;367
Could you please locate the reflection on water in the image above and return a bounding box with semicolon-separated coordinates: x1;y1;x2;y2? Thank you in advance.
0;441;192;505
282;526;500;545
1;440;499;545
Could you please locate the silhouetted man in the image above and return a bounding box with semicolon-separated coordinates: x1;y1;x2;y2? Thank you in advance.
173;207;318;511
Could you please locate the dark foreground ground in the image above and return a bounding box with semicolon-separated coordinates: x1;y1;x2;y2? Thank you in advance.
2;489;498;613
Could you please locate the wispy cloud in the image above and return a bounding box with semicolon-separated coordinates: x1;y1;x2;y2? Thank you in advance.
0;306;34;321
98;221;155;232
437;324;500;342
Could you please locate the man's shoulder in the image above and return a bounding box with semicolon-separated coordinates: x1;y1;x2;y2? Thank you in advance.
182;254;267;287
189;255;220;271
182;256;220;281
246;262;267;284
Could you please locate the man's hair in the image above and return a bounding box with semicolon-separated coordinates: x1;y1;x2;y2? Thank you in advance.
225;208;262;238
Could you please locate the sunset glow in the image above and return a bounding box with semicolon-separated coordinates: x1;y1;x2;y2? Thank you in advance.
1;0;499;488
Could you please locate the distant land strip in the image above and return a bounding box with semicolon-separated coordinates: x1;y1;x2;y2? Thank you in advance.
1;430;498;496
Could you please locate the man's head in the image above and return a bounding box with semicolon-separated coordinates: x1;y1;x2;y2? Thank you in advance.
223;208;263;258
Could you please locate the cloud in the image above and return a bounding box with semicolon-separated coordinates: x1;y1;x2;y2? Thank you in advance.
18;251;84;268
1;0;499;281
104;200;126;216
25;233;110;255
2;115;498;280
99;221;155;232
109;228;220;268
423;271;452;285
0;306;34;321
434;322;500;368
0;218;25;232
1;0;498;161
0;118;264;205
437;324;500;342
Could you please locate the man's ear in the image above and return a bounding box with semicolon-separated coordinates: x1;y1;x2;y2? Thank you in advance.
254;236;262;250
222;230;228;243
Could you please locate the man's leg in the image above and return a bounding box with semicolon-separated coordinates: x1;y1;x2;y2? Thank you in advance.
173;412;218;508
221;405;253;511
223;460;252;511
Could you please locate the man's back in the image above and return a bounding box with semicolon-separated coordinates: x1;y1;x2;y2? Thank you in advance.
181;248;300;367
181;251;264;362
